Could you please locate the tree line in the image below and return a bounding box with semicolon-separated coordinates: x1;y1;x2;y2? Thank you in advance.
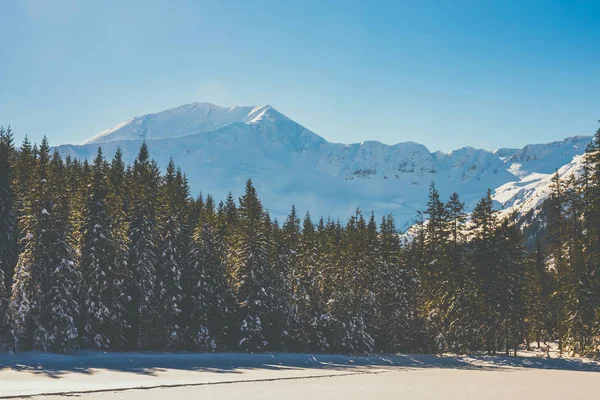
0;126;598;356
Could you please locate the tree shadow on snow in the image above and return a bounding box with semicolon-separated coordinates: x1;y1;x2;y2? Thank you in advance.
0;351;599;379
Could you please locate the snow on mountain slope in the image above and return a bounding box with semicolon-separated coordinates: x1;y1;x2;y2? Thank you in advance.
495;154;585;221
82;103;280;144
58;103;592;229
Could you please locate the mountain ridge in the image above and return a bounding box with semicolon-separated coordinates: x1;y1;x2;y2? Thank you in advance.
57;102;592;229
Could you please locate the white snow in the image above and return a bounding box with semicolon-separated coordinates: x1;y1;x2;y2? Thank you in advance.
56;102;593;229
1;349;599;399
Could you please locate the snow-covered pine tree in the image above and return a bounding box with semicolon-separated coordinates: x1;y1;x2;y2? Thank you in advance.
126;142;160;350
223;191;238;229
0;127;17;342
4;136;38;351
421;182;453;352
178;188;203;350
11;137;56;351
494;215;526;356
27;137;55;350
215;192;240;349
320;217;344;351
188;195;237;351
295;211;330;352
155;159;185;350
232;179;273;352
0;127;17;299
267;206;301;351
470;189;499;354
80;148;115;349
328;210;375;354
569;129;600;356
5;242;33;351
545;170;567;354
350;211;376;353
106;147;131;350
441;192;476;353
524;241;546;349
373;214;419;352
43;151;81;352
561;174;595;355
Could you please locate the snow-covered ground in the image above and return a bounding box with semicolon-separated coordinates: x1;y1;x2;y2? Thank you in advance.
1;349;599;399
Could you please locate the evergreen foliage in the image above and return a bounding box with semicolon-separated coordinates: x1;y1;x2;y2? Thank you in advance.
0;127;599;357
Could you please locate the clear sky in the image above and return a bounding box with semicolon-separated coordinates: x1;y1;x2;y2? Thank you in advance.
1;0;599;152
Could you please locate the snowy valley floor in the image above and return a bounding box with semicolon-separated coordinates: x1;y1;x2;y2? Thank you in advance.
1;349;599;399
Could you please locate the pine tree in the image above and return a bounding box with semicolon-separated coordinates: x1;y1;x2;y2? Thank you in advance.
546;170;567;354
295;211;330;352
43;151;80;352
524;241;546;349
189;195;236;351
0;127;17;340
0;127;17;298
495;215;526;356
106;147;131;349
126;142;160;349
442;192;476;353
155;159;186;350
27;137;54;350
421;183;455;351
328;210;375;353
373;214;419;352
80;148;115;349
470;189;498;354
267;206;301;351
232;179;273;352
561;174;595;355
576;126;600;355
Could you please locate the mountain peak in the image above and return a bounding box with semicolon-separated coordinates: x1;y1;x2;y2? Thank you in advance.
82;102;289;145
61;101;594;228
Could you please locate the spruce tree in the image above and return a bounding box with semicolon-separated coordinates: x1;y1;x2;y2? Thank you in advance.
269;206;301;351
295;211;330;352
5;136;40;350
233;179;273;352
28;137;53;350
524;241;546;349
126;142;160;349
105;147;131;349
495;215;526;356
80;148;115;349
190;195;236;351
546;170;567;354
155;159;186;350
421;183;453;351
43;151;80;352
470;189;498;354
373;214;419;352
0;127;17;296
443;192;475;353
0;127;17;340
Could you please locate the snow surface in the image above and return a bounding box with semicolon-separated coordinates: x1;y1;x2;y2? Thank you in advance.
1;349;599;399
57;103;592;229
44;368;600;400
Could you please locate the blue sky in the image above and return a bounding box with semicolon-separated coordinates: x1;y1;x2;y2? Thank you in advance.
0;0;598;152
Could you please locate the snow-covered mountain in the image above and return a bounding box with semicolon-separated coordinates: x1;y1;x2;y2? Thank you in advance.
57;102;591;229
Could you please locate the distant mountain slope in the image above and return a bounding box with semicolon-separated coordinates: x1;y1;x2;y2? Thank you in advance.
82;103;281;144
57;102;591;229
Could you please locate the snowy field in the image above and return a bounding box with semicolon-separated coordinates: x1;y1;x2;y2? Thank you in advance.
1;350;599;399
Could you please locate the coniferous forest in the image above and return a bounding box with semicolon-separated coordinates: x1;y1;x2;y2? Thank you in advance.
0;125;599;357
